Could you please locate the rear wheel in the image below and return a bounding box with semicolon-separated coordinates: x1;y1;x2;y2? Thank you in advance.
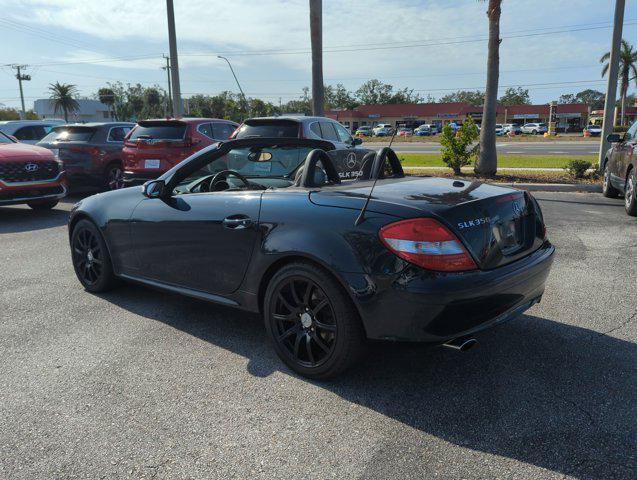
602;163;620;198
27;199;58;210
625;169;637;216
71;219;118;292
532;129;538;135
264;262;365;379
104;163;124;191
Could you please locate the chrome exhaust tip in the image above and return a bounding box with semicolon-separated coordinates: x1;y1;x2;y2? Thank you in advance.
442;337;478;352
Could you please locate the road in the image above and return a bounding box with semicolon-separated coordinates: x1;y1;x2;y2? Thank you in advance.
1;192;636;479
365;140;600;156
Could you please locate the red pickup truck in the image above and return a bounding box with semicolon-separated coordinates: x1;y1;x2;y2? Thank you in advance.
0;131;67;210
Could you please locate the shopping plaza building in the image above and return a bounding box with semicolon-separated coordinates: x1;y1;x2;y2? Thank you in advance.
326;102;593;133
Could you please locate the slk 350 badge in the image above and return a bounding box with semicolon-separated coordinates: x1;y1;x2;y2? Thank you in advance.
457;217;491;229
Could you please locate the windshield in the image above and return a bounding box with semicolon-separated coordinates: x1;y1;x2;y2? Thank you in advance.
181;145;316;185
129;123;187;141
41;126;96;142
0;131;15;143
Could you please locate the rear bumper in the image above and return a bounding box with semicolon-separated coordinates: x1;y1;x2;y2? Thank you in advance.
343;242;555;343
0;173;68;206
123;171;164;187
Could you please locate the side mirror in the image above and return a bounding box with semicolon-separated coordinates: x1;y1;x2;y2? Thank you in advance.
352;137;362;146
607;133;622;143
142;180;166;198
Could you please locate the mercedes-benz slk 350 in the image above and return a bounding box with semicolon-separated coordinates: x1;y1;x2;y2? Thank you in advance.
68;138;554;379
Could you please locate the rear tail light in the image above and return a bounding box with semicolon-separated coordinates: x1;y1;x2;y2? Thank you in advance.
69;146;102;156
379;218;477;272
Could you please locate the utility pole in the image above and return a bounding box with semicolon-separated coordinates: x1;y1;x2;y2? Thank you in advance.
599;0;625;169
162;54;173;117
8;65;30;119
217;56;249;117
166;0;182;117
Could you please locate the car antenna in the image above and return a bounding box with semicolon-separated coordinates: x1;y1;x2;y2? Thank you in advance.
354;128;397;226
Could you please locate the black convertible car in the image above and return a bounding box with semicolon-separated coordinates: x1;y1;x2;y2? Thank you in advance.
68;138;555;379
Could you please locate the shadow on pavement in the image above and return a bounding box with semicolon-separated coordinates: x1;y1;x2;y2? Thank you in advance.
100;284;636;479
0;206;70;234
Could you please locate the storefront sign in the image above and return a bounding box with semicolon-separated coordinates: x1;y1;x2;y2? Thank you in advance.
436;113;458;117
555;113;581;118
512;113;540;119
368;114;380;118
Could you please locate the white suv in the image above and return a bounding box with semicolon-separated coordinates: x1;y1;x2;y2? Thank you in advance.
0;120;65;144
372;124;394;136
521;122;548;135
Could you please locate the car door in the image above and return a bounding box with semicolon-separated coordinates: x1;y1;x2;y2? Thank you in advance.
613;122;637;189
129;182;262;296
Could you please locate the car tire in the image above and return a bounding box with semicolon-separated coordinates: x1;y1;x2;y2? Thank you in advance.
27;199;58;210
263;262;366;379
104;162;124;191
532;129;538;135
625;169;637;216
71;219;118;292
602;163;620;198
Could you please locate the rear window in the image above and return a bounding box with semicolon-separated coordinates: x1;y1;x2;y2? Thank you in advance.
234;120;299;139
538;123;547;127
41;126;96;142
129;122;187;141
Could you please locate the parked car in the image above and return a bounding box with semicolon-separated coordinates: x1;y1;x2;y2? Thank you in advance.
427;124;439;135
0;120;65;144
0;131;66;209
355;126;373;137
602;123;637;216
584;124;602;137
397;127;412;137
372;124;394;136
122;118;238;186
68;138;554;379
414;124;431;136
503;124;522;135
521;123;548;135
231;116;371;179
37;122;134;190
495;124;505;136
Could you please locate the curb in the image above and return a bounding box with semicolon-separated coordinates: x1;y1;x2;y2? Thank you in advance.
491;183;602;193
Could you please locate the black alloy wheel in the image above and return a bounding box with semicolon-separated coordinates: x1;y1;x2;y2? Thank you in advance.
71;219;117;292
105;164;124;190
264;262;365;379
625;169;637;216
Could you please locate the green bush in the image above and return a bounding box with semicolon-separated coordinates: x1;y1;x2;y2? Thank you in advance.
439;117;479;175
564;159;593;179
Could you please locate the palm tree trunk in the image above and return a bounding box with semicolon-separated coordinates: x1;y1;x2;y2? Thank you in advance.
309;0;324;116
475;0;501;177
63;108;68;123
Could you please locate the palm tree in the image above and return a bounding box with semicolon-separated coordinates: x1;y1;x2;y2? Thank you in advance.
98;87;116;120
475;0;502;177
601;39;637;126
48;82;80;122
309;0;324;116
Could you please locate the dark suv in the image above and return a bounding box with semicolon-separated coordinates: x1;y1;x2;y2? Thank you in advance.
37;122;134;190
602;122;637;216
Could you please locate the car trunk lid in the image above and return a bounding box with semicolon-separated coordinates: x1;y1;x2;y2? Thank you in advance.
310;176;546;270
123;120;192;171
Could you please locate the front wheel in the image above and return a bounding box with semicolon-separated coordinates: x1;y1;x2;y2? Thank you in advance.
602;163;620;198
27;199;58;210
264;262;366;379
625;169;637;216
532;129;538;135
71;219;118;292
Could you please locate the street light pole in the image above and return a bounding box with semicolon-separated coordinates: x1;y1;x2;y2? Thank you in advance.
217;56;249;117
598;0;625;170
8;65;30;119
166;0;182;117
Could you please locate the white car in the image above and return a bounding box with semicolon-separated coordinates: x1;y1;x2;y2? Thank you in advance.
495;124;505;135
503;123;522;134
584;124;602;137
372;124;394;136
0;120;65;144
520;122;548;135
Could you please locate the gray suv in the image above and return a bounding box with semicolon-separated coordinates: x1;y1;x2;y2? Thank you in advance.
232;116;372;179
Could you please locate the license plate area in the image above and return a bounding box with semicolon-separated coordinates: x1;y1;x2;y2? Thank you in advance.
144;159;161;169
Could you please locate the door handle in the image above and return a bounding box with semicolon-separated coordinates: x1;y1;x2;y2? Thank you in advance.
223;215;252;229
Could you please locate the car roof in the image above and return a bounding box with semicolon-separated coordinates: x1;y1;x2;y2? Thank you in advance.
243;115;340;124
56;122;135;128
140;117;237;125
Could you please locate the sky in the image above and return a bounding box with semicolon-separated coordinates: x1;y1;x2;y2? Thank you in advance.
0;0;636;110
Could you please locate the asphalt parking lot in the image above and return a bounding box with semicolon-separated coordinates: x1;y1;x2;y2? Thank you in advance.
1;191;635;479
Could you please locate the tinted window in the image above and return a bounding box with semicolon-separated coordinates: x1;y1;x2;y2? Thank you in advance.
40;126;96;142
235;121;299;138
129;123;187;140
319;122;339;142
107;127;131;142
334;122;353;143
310;122;322;137
624;122;637;141
15;126;47;141
0;131;14;143
198;123;214;139
211;122;236;139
